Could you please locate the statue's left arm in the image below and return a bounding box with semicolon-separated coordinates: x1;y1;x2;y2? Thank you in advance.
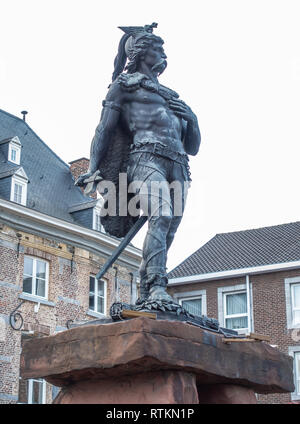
168;99;201;156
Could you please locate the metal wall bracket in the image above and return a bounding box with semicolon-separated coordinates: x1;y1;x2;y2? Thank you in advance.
9;300;25;330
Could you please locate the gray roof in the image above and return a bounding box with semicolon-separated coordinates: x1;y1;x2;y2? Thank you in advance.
169;221;300;278
0;109;91;223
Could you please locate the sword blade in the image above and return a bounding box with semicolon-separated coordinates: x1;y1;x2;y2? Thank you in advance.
96;214;147;280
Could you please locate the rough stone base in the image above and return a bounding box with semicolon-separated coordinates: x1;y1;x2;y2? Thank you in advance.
20;317;294;404
54;370;198;404
197;384;257;404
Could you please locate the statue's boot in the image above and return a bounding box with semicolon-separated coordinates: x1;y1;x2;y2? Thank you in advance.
147;275;175;303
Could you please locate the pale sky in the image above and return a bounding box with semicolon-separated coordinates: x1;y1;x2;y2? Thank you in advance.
1;0;300;272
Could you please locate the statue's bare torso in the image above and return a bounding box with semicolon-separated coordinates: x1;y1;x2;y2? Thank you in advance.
121;88;185;154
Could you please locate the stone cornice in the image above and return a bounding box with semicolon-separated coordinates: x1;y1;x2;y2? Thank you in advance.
0;198;142;270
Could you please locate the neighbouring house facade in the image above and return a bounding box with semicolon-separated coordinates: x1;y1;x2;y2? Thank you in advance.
168;222;300;404
0;109;142;404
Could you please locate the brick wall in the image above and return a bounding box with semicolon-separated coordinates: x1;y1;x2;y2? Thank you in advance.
0;224;135;404
69;157;90;182
69;157;97;199
168;269;300;404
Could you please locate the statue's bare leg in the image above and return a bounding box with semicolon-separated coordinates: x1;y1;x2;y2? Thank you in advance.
128;155;173;302
128;152;189;304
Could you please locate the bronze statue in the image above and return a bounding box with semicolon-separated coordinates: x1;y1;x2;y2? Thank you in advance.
76;23;201;310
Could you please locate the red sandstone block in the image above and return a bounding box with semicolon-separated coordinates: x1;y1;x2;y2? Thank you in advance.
54;371;199;404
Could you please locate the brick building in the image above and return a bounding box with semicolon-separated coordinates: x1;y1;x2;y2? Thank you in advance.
168;222;300;404
0;109;142;404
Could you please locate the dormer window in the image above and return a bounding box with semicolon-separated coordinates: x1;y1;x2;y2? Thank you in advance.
8;136;21;165
93;207;104;232
13;181;24;203
93;199;105;233
10;168;29;206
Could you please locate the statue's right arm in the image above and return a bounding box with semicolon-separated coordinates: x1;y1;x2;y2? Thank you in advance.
75;82;124;186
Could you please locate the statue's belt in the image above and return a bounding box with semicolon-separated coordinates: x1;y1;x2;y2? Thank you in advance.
129;143;189;166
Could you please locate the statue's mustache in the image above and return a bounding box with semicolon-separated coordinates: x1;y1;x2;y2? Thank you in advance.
151;59;167;74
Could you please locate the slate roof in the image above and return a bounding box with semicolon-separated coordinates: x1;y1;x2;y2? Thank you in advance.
0;149;19;177
0;109;91;223
169;221;300;278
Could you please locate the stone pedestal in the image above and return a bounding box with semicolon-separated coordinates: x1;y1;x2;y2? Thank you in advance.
20;317;294;404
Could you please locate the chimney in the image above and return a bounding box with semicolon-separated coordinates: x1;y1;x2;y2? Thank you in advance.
69;157;97;199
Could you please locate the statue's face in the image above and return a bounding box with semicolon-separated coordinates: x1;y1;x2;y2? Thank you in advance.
143;41;167;75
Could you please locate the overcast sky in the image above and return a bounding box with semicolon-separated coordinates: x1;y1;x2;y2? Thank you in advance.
1;0;300;271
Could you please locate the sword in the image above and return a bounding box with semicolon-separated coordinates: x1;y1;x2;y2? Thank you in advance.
96;214;147;280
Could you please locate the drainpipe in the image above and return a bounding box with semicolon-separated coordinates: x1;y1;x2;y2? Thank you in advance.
113;266;119;302
129;272;133;303
246;274;251;333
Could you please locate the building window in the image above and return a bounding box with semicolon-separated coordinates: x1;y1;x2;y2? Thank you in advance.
285;277;300;329
14;182;23;203
289;347;300;401
179;297;202;317
8;141;21;165
224;290;249;331
93;207;104;232
291;284;300;327
295;352;300;396
10;176;27;206
89;276;106;314
173;290;207;317
11;148;17;162
18;377;46;404
218;284;252;334
23;256;49;299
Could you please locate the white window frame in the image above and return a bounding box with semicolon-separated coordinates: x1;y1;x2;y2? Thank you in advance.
285;277;300;329
93;207;105;232
10;175;27;206
179;296;203;317
23;256;49;300
296;351;300;396
18;377;46;404
291;283;300;327
173;290;207;316
223;290;249;333
218;284;252;335
88;276;107;316
289;347;300;401
8;141;21;165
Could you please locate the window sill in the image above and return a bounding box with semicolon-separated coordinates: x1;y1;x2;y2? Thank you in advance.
87;310;107;319
19;293;55;307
